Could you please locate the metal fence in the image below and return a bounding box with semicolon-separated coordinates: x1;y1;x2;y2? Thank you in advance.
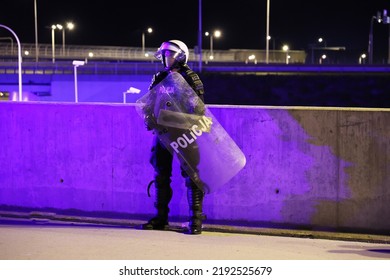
0;42;306;64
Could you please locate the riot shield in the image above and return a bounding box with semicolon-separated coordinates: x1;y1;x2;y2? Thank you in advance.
136;72;246;193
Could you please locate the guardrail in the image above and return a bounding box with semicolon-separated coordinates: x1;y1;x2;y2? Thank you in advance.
2;61;390;76
0;42;306;64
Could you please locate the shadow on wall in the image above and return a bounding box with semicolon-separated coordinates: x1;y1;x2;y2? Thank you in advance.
285;109;390;232
267;109;351;228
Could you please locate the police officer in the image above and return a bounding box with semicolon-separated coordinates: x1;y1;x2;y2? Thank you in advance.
141;40;206;234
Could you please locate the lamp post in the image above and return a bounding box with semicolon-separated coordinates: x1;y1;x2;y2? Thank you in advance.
34;0;39;62
319;54;326;64
56;25;63;49
61;22;74;56
267;35;276;62
282;45;289;64
51;25;56;63
141;27;153;55
198;0;203;72
359;53;367;64
368;10;390;64
368;9;390;64
247;54;257;64
51;24;66;62
205;30;221;60
318;37;327;47
310;37;326;64
368;15;377;64
266;0;270;64
0;24;22;101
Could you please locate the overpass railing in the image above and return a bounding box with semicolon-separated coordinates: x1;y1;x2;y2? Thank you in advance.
0;42;306;64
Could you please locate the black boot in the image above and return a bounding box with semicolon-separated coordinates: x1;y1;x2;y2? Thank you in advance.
185;179;205;235
142;177;172;230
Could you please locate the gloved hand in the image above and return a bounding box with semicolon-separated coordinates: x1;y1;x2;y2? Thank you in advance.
144;114;157;130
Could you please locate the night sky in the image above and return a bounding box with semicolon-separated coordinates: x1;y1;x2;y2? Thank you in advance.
1;0;390;60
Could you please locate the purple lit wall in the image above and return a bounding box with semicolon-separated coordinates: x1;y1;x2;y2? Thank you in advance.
0;102;389;232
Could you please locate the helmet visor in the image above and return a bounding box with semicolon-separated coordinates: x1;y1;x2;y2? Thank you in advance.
154;42;186;63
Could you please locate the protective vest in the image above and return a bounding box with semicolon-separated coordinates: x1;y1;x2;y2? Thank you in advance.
149;65;205;102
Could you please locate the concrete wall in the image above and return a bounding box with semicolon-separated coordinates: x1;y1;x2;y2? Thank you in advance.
0;74;151;103
0;102;389;233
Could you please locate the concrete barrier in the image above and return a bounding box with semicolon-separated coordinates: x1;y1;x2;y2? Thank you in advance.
0;102;389;233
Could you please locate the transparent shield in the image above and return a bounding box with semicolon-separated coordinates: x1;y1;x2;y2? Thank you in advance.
136;72;246;193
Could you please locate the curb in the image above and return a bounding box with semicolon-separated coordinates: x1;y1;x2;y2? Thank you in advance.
1;210;389;244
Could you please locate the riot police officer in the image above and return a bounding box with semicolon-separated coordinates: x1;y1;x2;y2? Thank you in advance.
141;40;206;234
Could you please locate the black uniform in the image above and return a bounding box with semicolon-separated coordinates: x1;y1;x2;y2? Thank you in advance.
144;64;206;234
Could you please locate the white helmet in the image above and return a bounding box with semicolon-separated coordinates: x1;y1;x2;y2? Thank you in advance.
154;40;189;64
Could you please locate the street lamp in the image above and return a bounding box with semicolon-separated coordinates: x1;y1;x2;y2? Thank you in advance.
198;0;203;72
51;25;56;63
51;24;63;63
205;30;221;60
84;52;94;63
266;0;270;64
0;24;22;100
318;37;327;47
282;44;289;64
368;10;390;64
34;0;38;62
319;54;326;64
61;22;74;56
141;27;153;55
359;53;367;64
267;35;276;62
267;36;275;49
310;37;327;64
247;54;257;64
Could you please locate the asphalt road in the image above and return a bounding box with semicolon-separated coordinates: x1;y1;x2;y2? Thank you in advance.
1;218;390;260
